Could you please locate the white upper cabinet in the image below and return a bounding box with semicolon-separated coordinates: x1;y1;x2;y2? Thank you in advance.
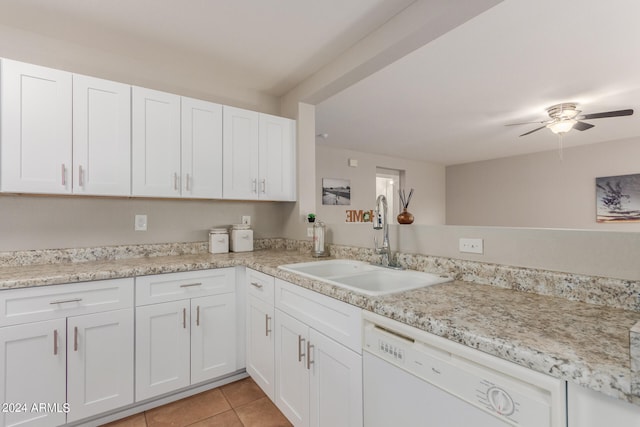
259;113;296;201
223;106;296;201
1;59;73;194
223;106;260;200
73;74;131;196
132;86;182;197
181;97;223;198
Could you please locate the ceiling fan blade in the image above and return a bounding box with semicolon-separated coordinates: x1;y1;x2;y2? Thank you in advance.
573;121;595;131
579;109;633;120
519;125;546;137
505;120;546;127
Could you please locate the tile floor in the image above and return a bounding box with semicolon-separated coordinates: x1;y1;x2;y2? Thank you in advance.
101;377;292;427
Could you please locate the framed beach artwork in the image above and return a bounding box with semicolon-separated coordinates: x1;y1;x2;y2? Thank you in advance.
596;173;640;223
322;178;351;205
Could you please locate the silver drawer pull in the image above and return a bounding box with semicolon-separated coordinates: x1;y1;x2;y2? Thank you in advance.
183;308;187;329
53;329;59;355
298;335;306;362
50;298;82;305
307;341;314;370
250;282;263;289
179;282;202;288
265;314;272;336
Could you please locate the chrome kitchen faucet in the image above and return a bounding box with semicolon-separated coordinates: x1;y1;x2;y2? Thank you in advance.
373;195;403;269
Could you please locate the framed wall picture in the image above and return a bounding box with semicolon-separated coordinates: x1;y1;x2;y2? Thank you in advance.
596;173;640;222
322;178;351;205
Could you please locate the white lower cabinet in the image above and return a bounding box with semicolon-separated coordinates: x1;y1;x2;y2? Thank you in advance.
245;269;276;399
66;309;134;422
0;278;134;426
244;277;363;427
567;382;640;427
135;269;237;401
0;319;67;427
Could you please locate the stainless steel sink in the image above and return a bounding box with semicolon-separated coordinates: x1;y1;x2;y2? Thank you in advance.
278;259;451;296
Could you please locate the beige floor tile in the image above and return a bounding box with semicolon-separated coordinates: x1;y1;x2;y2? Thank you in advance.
235;397;293;427
186;409;244;427
100;412;147;427
146;389;231;427
221;378;267;408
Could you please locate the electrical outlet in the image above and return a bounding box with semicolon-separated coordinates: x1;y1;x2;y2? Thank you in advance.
459;238;483;254
135;214;147;231
242;216;251;225
307;227;314;237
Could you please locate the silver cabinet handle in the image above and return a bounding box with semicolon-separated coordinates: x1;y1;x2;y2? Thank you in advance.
252;178;257;193
298;335;306;362
307;341;314;370
180;282;202;288
265;314;272;336
186;173;191;192
260;179;266;194
74;326;78;352
174;172;180;191
196;305;200;327
53;329;59;355
183;307;187;329
61;164;67;186
250;281;263;289
50;298;82;305
78;165;84;187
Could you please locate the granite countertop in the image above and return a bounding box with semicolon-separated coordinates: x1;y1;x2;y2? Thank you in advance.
1;248;639;405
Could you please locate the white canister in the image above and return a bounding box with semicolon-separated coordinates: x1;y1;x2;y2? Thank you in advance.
209;228;229;254
230;224;253;252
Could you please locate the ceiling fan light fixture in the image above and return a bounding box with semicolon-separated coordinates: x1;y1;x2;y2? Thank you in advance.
547;119;576;134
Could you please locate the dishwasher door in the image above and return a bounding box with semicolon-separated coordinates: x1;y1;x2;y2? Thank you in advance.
364;352;511;427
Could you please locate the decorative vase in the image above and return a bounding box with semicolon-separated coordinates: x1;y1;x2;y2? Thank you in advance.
397;208;414;224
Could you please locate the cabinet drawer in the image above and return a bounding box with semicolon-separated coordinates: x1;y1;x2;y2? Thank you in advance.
247;269;275;303
136;268;235;306
275;279;361;353
0;278;134;327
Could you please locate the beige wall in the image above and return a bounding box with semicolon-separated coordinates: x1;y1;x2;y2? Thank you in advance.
0;195;289;251
446;137;640;231
0;24;280;115
314;145;446;226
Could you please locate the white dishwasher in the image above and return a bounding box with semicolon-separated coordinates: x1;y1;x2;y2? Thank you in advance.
363;311;566;427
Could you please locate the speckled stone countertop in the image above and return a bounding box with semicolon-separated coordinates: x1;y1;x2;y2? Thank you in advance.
1;248;639;406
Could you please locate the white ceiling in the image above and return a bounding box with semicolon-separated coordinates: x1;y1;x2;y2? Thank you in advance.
316;0;640;165
0;0;414;95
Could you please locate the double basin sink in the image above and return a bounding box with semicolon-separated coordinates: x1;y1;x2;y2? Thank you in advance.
278;259;452;296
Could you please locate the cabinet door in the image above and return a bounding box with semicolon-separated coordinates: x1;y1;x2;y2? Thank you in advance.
67;309;134;422
222;106;259;199
181;97;223;198
132;86;181;197
259;113;296;201
73;74;131;196
0;319;67;427
246;295;275;399
309;329;363;427
135;300;190;401
275;310;310;427
1;59;72;194
191;293;236;383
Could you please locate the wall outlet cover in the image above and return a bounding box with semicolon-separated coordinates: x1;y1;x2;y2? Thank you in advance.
135;214;147;231
242;216;251;225
459;238;483;254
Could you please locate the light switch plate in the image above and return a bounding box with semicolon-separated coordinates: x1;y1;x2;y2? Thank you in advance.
135;214;147;231
459;238;483;254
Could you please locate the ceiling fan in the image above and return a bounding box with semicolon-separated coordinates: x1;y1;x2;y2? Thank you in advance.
506;103;634;137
